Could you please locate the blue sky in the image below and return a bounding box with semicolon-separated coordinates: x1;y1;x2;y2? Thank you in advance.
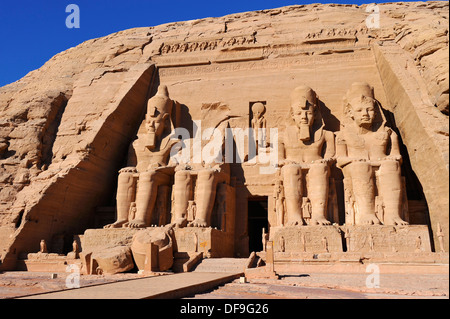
0;0;426;87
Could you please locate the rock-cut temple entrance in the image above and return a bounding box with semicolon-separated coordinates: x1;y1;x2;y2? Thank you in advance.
248;197;269;253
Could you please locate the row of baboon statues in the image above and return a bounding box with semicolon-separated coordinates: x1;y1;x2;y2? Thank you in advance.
105;82;409;230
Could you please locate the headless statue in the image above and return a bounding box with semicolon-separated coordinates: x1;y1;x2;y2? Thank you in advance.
278;86;335;226
172;120;231;228
336;82;408;226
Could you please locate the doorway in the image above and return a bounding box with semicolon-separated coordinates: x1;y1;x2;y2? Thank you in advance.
248;196;269;253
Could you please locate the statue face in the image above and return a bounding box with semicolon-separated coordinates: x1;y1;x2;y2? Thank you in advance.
291;100;315;129
349;97;376;127
146;105;169;137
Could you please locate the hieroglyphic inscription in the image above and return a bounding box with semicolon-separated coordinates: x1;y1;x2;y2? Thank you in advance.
214;48;264;63
159;50;374;78
306;26;369;39
160;34;257;55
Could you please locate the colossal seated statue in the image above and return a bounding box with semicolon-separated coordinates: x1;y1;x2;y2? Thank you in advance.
171;118;231;228
105;85;179;229
336;82;408;226
278;86;336;226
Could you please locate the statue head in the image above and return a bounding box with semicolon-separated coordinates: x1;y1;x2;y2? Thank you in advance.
344;82;377;129
251;102;265;120
145;85;173;149
290;86;320;141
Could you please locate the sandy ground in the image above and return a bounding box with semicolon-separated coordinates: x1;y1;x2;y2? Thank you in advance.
0;271;146;299
186;273;449;299
0;271;448;299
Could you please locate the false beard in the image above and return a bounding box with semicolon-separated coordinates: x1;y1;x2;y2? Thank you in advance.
298;123;311;141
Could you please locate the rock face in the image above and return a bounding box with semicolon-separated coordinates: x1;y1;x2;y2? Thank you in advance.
0;1;448;270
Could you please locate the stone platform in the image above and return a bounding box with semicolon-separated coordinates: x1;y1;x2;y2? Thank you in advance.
80;226;234;257
269;251;449;275
344;225;432;253
16;226;234;274
173;227;234;258
270;226;344;253
269;225;433;254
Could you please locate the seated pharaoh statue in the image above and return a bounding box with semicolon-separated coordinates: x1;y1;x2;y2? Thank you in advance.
336;82;409;226
171;107;231;228
105;85;180;229
278;86;336;226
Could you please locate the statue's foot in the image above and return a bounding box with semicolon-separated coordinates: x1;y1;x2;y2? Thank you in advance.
287;220;304;226
126;219;147;228
174;217;188;228
188;219;208;228
310;216;332;226
104;220;128;229
360;214;381;225
384;216;409;226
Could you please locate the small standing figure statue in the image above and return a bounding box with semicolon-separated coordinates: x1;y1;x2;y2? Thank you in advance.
279;236;286;253
72;240;79;257
274;179;285;226
67;239;80;259
368;234;375;252
345;190;356;225
302;197;312;223
375;196;385;224
127;202;137;225
193;233;198;253
39;239;48;254
322;236;329;253
415;236;422;252
262;228;269;252
301;233;306;252
437;222;446;253
187;200;197;222
344;226;351;252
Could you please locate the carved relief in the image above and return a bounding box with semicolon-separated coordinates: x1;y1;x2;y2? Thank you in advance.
159;34;256;55
305;26;369;39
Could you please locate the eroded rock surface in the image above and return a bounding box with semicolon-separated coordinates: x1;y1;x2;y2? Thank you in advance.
0;1;448;270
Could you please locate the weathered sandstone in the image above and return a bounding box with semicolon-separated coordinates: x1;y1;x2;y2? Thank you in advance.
0;1;448;271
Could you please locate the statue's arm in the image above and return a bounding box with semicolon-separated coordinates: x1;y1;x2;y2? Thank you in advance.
335;132;351;168
323;131;336;160
386;129;402;163
277;137;286;167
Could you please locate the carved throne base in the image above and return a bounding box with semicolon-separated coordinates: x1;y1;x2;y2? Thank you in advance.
174;227;234;258
344;225;432;253
269;226;344;253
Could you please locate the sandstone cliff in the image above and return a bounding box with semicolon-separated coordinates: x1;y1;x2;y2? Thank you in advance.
0;1;448;269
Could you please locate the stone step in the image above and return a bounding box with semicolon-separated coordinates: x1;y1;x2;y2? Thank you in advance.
193;258;248;273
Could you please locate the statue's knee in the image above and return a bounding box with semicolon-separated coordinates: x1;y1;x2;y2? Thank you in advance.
349;161;372;175
198;169;214;182
175;170;191;182
118;172;133;182
309;163;329;176
140;170;159;182
380;160;400;173
282;164;301;177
